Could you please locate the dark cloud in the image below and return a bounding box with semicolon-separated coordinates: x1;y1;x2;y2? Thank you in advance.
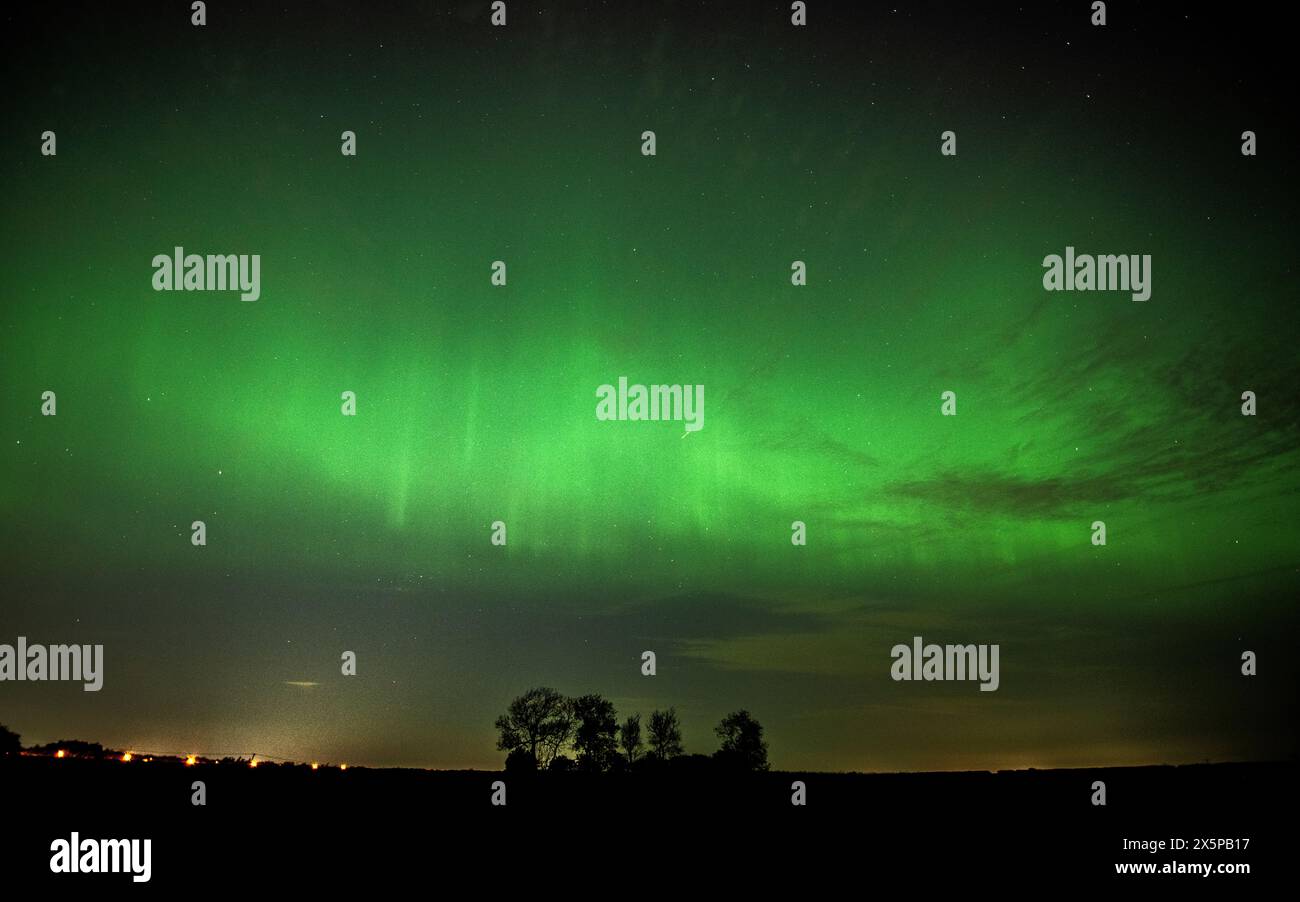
591;591;830;644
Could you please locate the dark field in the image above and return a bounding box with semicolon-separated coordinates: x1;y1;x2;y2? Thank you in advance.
2;757;1290;887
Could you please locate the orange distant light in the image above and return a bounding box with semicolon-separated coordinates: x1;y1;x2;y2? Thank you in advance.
311;762;319;770
249;757;259;768
121;752;133;762
185;755;197;766
339;763;348;771
55;750;65;759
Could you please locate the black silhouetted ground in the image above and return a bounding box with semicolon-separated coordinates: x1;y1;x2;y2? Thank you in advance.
0;756;1291;887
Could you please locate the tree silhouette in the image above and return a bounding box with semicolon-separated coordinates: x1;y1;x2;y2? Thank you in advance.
504;748;537;773
0;723;20;756
620;713;643;765
646;708;683;761
572;694;619;772
714;709;769;771
548;755;576;773
495;687;575;770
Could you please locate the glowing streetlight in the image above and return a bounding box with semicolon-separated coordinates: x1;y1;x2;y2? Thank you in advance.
311;762;319;770
121;752;133;762
185;755;197;766
55;750;65;759
339;763;348;771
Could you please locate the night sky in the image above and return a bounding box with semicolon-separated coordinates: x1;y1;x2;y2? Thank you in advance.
2;1;1296;772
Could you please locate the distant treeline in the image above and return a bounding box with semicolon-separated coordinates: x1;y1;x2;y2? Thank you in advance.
0;723;337;769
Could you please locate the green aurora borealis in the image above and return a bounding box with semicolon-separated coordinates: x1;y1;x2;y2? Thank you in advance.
2;1;1297;772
